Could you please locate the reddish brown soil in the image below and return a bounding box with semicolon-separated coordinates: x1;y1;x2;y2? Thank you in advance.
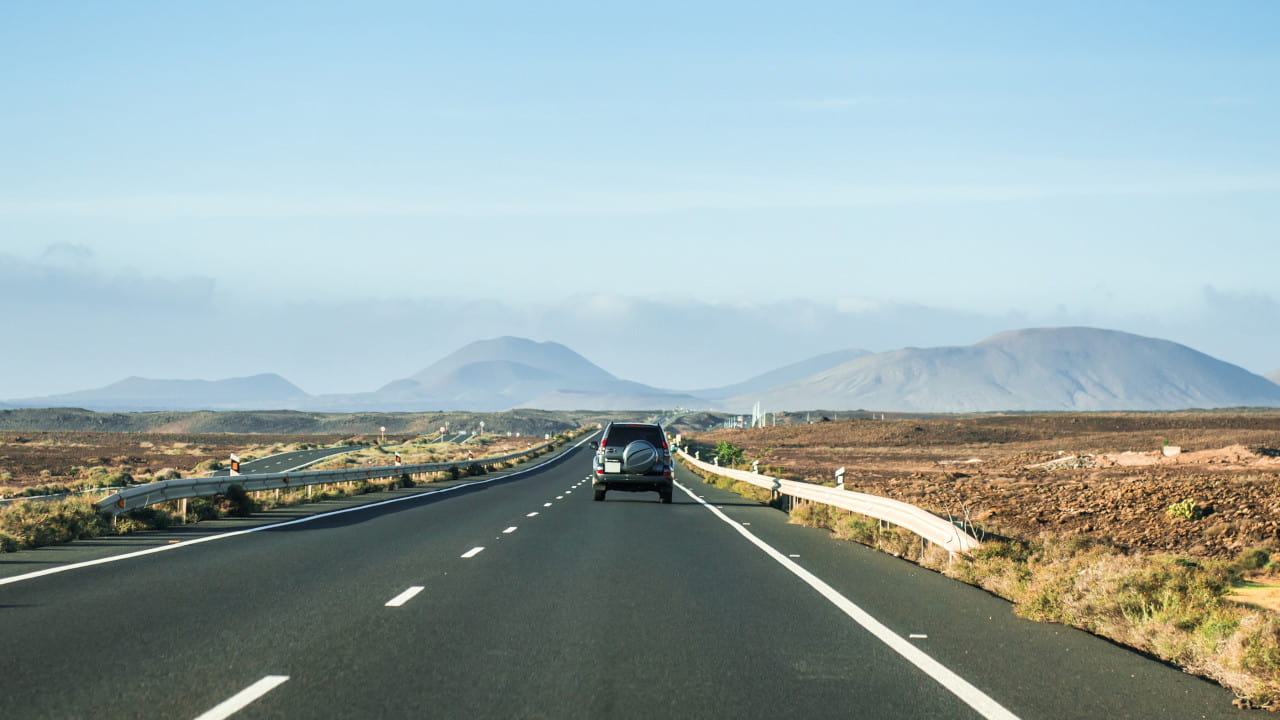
691;413;1280;559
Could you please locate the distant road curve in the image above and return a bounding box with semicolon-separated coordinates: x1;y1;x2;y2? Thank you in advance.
208;446;360;477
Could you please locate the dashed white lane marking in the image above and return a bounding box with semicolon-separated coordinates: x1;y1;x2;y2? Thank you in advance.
461;547;485;559
503;526;517;534
910;634;929;640
544;502;553;507
556;495;564;499
566;491;572;494
193;675;290;720
675;479;1021;720
386;586;425;607
789;554;801;558
527;512;539;517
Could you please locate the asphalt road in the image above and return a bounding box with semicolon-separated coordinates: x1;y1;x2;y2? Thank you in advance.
0;437;1255;719
209;446;361;476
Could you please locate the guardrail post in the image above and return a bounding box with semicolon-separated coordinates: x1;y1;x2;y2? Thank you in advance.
177;498;188;524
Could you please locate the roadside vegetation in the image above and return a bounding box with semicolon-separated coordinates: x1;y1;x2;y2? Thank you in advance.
1;428;587;556
681;439;1280;710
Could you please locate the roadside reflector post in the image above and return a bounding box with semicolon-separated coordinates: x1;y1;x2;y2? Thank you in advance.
835;467;846;490
752;460;760;474
230;453;241;476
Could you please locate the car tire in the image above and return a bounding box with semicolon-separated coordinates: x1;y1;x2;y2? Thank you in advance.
593;488;606;502
659;489;672;504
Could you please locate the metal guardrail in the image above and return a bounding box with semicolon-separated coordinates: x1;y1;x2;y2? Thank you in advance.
678;449;982;554
0;485;133;507
95;437;575;517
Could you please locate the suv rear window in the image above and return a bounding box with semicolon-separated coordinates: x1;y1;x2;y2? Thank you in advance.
602;425;664;447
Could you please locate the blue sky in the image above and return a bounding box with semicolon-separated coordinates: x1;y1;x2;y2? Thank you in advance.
2;1;1278;396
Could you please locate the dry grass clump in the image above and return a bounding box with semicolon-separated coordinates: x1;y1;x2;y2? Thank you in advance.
948;537;1280;708
0;498;110;551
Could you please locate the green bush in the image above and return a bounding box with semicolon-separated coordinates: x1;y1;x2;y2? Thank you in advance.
114;507;172;533
186;497;221;522
1239;548;1272;571
1167;499;1203;521
220;484;255;517
715;441;745;466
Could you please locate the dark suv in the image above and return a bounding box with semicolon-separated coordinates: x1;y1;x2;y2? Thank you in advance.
591;422;673;503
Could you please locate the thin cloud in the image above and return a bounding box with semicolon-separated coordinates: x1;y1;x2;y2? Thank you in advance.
3;174;1277;220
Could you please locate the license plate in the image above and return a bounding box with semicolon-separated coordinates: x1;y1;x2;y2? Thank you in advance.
604;461;621;473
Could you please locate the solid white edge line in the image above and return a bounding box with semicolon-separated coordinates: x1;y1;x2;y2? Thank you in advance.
461;546;485;558
386;586;425;607
193;675;289;720
674;479;1021;720
0;431;602;588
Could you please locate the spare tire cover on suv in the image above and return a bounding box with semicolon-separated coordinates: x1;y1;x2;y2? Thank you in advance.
622;440;658;473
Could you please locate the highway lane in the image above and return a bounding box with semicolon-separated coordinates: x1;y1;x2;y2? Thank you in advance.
0;441;1252;719
209;446;361;477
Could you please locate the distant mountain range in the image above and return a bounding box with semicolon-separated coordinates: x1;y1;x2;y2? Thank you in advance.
7;374;309;412
1268;369;1280;385
692;348;870;401
7;329;1280;413
360;337;700;412
727;328;1280;413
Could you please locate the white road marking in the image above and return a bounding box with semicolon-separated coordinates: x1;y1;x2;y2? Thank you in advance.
556;496;564;499
503;526;517;534
386;586;425;607
675;479;1021;720
544;502;553;507
527;512;539;517
789;554;801;558
193;675;289;720
910;634;929;639
0;430;602;589
461;547;485;558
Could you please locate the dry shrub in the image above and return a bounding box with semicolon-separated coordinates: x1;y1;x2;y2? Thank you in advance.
0;498;110;550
